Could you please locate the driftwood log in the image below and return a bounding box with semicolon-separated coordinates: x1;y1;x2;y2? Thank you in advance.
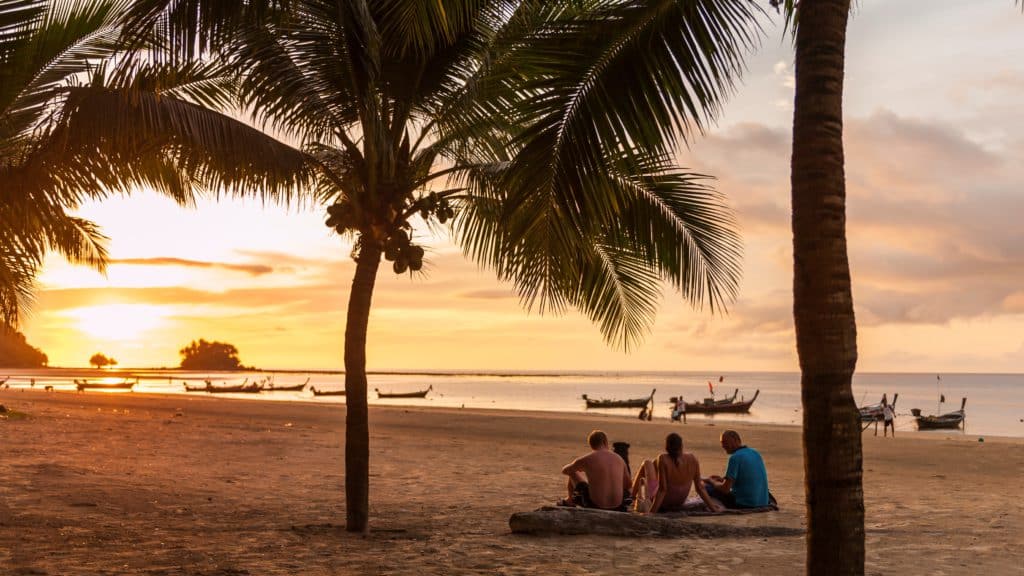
509;506;799;539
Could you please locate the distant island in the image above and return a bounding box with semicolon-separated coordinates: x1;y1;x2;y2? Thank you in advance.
0;328;47;367
179;339;252;371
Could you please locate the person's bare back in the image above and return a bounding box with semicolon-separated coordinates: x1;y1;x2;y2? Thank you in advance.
576;450;628;508
561;430;630;509
650;433;721;513
655;452;700;509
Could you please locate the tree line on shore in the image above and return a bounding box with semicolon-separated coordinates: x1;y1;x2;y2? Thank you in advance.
1;331;246;371
0;329;47;368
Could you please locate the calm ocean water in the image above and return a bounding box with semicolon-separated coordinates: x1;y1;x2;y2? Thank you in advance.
4;369;1022;438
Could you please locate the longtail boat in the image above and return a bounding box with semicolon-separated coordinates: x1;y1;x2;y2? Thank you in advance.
859;393;898;423
310;387;345;396
266;378;309;392
583;388;655;409
76;379;136;391
183;382;209;392
668;388;739;406
203;379;262;393
375;385;432;399
184;378;248;392
911;398;966;430
682;389;759;414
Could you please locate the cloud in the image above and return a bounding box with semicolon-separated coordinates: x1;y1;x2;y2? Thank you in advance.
458;289;515;300
110;257;273;276
232;249;345;270
772;60;795;89
36;285;338;313
845;110;1001;202
1001;292;1024;313
678;109;1024;328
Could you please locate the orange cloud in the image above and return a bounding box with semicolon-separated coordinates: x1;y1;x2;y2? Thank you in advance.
110;257;273;275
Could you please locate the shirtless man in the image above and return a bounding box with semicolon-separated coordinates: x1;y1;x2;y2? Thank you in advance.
561;430;631;511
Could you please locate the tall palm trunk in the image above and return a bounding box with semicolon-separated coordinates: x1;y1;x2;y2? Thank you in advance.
790;0;864;573
344;240;382;533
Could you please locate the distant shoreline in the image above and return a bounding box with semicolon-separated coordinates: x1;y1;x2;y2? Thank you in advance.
1;386;1020;443
6;366;1022;378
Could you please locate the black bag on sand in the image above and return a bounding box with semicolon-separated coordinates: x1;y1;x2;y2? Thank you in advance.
612;441;631;477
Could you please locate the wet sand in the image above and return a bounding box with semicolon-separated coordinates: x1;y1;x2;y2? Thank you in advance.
0;389;1020;575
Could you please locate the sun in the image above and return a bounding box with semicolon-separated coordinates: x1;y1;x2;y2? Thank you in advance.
67;304;170;341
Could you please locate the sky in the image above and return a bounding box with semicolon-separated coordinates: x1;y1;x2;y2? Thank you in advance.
24;0;1024;373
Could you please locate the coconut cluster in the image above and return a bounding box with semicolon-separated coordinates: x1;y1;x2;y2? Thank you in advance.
384;229;424;273
324;194;450;275
419;192;455;224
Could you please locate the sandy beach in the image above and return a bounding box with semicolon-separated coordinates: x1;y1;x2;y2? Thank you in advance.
0;389;1020;575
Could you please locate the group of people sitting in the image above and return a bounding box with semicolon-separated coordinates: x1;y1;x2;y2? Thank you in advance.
559;429;770;514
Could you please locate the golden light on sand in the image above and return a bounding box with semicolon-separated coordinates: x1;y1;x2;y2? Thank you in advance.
66;304;170;341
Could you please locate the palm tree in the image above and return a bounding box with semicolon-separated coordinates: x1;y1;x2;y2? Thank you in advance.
132;0;759;533
0;0;309;327
1;0;116;325
775;1;1022;573
770;0;863;572
789;3;864;571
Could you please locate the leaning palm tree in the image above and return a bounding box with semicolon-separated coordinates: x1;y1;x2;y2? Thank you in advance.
129;0;760;533
0;0;309;327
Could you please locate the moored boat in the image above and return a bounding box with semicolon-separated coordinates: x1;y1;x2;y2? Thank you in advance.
583;388;655;409
76;379;136;391
202;378;262;393
911;398;966;430
310;387;345;396
265;378;309;392
668;388;739;406
183;382;209;392
375;385;432;399
682;389;759;414
859;393;898;423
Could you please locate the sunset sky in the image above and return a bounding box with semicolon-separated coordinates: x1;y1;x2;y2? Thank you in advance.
25;0;1024;373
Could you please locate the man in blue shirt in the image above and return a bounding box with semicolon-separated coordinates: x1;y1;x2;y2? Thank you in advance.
704;430;770;508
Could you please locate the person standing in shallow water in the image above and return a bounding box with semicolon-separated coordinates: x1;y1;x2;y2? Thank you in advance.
883;400;895;437
560;430;631;511
704;430;770;509
671;396;686;423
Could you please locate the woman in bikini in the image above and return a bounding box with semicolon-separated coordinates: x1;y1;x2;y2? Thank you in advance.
633;433;721;513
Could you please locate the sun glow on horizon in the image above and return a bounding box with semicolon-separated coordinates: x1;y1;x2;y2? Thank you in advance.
65;304;171;342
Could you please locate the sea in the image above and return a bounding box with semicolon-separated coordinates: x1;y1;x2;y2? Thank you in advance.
3;369;1022;438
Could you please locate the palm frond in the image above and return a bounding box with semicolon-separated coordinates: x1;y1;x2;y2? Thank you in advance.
452;146;741;348
232;13;358;142
1;0;128;134
601;151;742;312
574;240;663;350
0;245;38;326
59;84;313;202
374;0;487;60
122;0;289;59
